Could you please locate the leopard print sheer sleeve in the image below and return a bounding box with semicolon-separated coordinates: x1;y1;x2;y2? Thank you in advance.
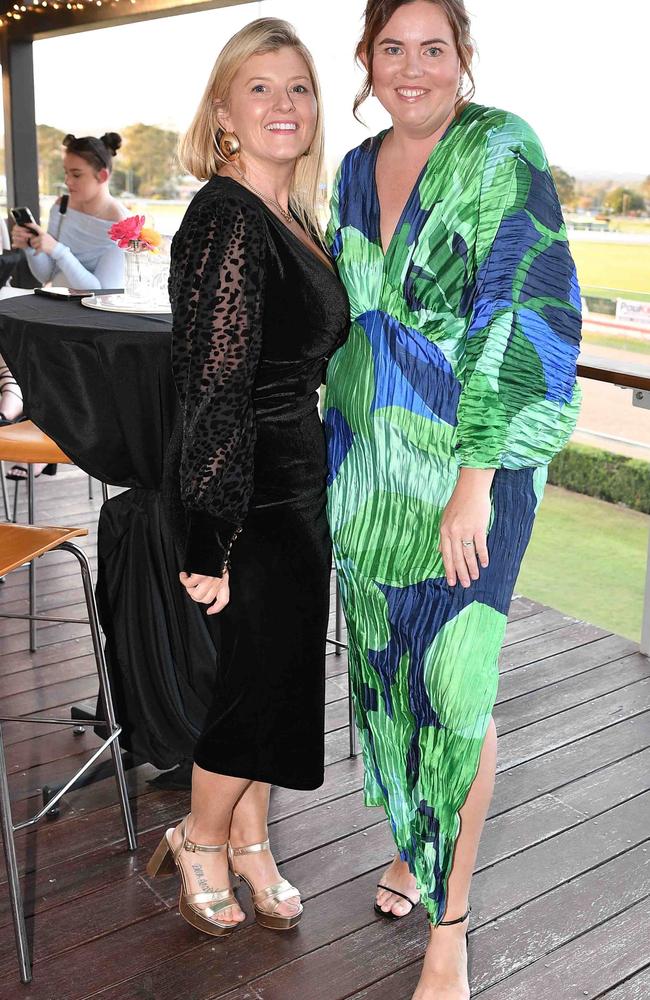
169;186;266;577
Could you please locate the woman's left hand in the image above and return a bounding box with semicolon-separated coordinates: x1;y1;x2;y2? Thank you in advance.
25;225;57;256
439;467;496;588
179;570;230;615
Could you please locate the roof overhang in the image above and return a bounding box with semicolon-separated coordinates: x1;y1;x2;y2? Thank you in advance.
2;0;256;42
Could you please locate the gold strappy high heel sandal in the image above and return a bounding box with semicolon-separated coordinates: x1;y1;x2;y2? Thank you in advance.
228;839;303;931
146;816;241;937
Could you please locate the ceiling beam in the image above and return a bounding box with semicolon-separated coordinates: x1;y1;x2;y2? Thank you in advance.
3;0;257;42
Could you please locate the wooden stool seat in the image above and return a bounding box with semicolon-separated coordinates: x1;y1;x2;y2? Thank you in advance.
0;421;71;465
0;524;87;576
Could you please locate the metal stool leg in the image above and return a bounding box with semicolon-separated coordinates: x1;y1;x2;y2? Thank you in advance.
0;461;9;522
88;475;94;500
62;541;136;851
101;482;109;504
12;480;19;523
348;664;359;758
335;578;359;759
27;466;37;652
335;578;343;658
0;726;32;983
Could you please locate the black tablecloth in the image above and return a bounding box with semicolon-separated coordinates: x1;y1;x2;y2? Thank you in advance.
0;295;176;487
0;295;214;768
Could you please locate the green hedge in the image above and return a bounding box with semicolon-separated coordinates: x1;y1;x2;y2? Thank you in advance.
549;443;650;513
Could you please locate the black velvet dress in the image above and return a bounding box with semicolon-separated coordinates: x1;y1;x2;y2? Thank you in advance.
164;175;349;791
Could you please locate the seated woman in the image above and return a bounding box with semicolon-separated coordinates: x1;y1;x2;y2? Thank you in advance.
5;131;128;474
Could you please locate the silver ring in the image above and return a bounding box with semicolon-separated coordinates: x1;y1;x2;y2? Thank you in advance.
462;540;474;547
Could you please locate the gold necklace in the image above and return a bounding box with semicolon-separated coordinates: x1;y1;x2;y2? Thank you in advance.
232;165;294;224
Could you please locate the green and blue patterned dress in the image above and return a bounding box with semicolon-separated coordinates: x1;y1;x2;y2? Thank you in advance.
324;104;582;923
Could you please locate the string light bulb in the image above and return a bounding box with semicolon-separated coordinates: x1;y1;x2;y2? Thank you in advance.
3;0;134;19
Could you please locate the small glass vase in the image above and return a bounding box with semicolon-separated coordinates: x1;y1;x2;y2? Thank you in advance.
123;244;150;302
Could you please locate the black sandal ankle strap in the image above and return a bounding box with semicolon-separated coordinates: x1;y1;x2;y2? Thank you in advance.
439;905;471;926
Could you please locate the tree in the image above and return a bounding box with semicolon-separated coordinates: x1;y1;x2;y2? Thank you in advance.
603;187;646;214
119;123;181;198
550;165;576;207
37;124;66;195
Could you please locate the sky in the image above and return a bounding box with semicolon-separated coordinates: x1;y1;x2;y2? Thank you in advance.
29;0;649;179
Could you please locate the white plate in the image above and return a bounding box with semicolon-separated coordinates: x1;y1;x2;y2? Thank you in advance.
81;294;171;315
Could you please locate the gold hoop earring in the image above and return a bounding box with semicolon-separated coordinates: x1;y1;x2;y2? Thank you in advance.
217;130;241;162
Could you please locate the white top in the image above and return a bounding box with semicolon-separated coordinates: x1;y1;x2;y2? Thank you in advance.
25;203;125;289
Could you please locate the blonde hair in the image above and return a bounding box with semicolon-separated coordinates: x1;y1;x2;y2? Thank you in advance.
179;18;325;237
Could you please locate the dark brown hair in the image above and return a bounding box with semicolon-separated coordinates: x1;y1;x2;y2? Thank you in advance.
354;0;475;120
62;132;122;173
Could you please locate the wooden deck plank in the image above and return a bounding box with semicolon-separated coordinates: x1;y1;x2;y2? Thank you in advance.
499;621;610;672
0;654;96;699
602;965;650;1000
476;895;650;999
498;678;650;769
492;712;650;815
497;633;637;701
495;653;650;735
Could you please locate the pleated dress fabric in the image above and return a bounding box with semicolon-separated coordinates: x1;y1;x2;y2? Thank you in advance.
165;176;349;791
324;105;582;921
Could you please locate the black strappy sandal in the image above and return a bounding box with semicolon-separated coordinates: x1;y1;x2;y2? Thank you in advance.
374;882;421;920
5;463;57;482
0;364;24;426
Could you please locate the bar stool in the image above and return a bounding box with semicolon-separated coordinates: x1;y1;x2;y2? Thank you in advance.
0;522;137;984
0;418;110;521
0;421;70;651
0;461;9;520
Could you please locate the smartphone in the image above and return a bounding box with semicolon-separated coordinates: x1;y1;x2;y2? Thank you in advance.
10;206;39;236
34;287;125;299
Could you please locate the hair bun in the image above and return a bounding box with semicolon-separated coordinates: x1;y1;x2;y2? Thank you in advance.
62;133;76;147
100;132;122;156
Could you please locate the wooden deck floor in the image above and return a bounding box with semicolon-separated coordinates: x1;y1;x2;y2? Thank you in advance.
0;467;649;999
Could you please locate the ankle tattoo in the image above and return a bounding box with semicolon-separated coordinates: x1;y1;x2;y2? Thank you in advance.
191;863;213;894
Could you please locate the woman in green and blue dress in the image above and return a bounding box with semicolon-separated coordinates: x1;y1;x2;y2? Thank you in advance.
324;1;581;996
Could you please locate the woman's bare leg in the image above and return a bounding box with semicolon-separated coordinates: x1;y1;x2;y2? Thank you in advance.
229;781;301;918
412;717;497;1000
0;357;23;421
168;764;251;924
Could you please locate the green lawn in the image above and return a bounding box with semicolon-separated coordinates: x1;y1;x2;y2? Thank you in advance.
582;331;650;355
570;240;650;300
516;485;648;642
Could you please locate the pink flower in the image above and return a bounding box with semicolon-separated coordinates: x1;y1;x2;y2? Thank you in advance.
108;215;146;249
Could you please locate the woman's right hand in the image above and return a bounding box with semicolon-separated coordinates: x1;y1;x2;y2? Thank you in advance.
179;570;230;615
11;225;34;250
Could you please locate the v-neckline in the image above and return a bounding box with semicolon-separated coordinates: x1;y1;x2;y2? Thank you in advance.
372;112;462;259
266;209;336;275
218;175;335;275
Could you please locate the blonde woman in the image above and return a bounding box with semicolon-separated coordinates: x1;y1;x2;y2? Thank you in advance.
148;19;349;937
